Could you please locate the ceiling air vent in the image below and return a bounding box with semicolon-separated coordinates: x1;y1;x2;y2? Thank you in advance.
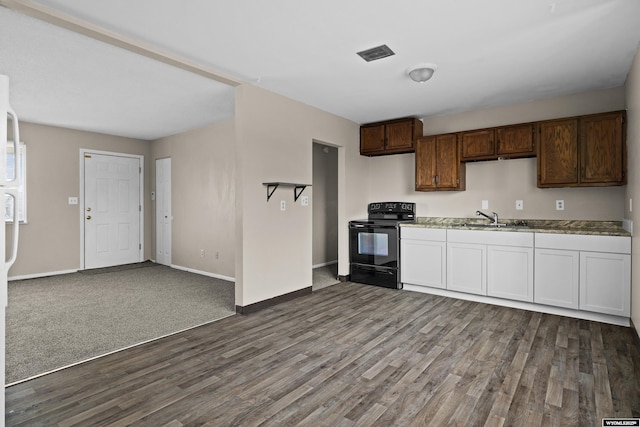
357;44;395;62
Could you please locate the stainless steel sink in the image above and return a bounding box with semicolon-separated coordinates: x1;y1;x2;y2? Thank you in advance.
461;223;530;230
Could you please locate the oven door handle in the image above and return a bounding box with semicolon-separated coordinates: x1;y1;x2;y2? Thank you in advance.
350;224;398;229
351;263;395;273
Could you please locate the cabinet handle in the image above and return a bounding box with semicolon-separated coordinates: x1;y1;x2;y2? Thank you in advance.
432;176;435;184
436;175;440;185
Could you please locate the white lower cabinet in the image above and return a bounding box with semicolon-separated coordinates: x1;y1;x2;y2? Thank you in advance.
401;227;631;321
579;251;631;317
487;245;533;302
534;233;631;317
401;228;446;289
446;229;533;299
401;239;446;289
447;242;486;295
534;248;579;309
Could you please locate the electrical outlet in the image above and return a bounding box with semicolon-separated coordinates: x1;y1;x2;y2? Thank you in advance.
301;196;309;206
68;197;78;205
556;200;564;211
516;200;523;210
280;200;286;211
482;200;489;210
200;249;205;257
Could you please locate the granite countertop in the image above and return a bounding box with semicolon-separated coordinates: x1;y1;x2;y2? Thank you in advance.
401;217;631;237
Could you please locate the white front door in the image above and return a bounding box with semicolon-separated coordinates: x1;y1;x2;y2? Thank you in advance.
156;158;171;265
84;152;142;269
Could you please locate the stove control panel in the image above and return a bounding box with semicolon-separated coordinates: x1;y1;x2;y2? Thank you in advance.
368;202;415;214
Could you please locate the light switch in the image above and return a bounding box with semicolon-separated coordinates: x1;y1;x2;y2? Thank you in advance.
68;197;78;205
516;200;523;210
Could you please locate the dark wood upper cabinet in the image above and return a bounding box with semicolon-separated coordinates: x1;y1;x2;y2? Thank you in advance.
460;129;495;161
580;112;626;185
360;124;385;153
415;134;465;191
537;118;579;187
537;111;626;188
460;123;536;162
496;123;536;158
360;118;423;156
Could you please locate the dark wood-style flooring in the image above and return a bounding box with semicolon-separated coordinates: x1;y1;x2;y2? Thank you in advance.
6;282;640;426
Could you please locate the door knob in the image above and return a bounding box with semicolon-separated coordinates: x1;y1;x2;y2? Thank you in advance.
86;215;92;220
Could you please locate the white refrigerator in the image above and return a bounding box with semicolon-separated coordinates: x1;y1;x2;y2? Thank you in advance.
1;74;22;422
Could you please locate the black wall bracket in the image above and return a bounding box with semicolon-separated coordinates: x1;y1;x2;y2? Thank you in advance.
263;182;311;202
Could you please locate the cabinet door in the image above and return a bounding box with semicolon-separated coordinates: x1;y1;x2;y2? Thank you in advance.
435;134;462;189
580;112;625;185
415;137;437;190
386;120;414;152
447;243;486;295
487;245;533;302
496;123;536;158
534;248;579;309
579;251;630;317
460;129;495;161
401;239;446;289
537;118;579;187
360;124;385;154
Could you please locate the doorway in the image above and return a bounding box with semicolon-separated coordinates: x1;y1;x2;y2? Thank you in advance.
82;150;143;269
312;142;339;290
156;157;172;265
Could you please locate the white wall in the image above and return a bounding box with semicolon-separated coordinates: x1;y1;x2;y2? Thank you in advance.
234;84;363;307
151;120;236;279
365;87;626;221
625;43;640;339
6;122;151;278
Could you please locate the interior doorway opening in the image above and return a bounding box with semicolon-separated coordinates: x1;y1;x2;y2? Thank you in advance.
312;142;339;290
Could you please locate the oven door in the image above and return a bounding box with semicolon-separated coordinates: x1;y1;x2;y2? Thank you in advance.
349;223;398;268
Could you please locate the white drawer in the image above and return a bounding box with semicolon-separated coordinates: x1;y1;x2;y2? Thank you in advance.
447;229;533;247
401;227;447;241
535;233;630;254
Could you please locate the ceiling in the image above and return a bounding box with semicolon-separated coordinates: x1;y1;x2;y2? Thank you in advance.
1;0;640;140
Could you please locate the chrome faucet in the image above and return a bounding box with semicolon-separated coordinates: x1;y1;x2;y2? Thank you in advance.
476;210;500;225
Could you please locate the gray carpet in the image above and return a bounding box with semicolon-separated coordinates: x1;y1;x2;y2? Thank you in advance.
6;264;235;384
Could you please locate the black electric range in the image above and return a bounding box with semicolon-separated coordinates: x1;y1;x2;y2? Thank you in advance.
348;202;416;289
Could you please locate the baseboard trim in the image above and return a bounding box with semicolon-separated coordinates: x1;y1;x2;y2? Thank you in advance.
236;287;312;315
170;264;235;282
312;260;338;269
338;275;350;282
403;284;630;327
9;269;78;281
